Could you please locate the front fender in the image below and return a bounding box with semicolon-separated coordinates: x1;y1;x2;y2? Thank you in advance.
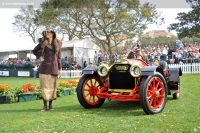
82;66;98;75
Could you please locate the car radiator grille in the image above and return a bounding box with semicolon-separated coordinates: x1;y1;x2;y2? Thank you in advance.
109;65;135;89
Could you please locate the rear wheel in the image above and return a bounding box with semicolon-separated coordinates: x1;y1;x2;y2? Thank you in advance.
173;77;180;99
140;72;167;114
77;74;105;108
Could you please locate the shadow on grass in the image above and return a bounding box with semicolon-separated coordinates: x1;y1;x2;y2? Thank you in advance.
167;95;179;100
0;100;146;116
56;100;146;116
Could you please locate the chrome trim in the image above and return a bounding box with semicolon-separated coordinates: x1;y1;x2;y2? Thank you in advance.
100;59;132;75
115;58;131;64
97;64;109;77
115;65;129;71
130;65;142;77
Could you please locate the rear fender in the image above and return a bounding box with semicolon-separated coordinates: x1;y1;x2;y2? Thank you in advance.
168;67;182;91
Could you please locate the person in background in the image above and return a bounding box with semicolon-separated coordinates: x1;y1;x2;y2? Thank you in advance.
167;46;175;61
32;27;62;112
162;46;168;61
83;61;87;68
97;50;102;66
135;48;142;59
33;64;38;78
94;51;98;65
88;62;93;67
135;40;141;49
76;64;82;70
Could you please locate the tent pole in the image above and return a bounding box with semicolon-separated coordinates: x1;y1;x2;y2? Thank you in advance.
30;50;32;61
17;50;19;59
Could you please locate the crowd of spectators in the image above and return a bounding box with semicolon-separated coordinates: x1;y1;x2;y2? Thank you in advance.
1;41;200;70
94;41;200;66
0;57;33;69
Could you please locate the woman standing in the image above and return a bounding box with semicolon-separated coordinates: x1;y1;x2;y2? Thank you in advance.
32;28;62;111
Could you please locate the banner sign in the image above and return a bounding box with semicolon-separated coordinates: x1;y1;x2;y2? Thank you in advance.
60;70;82;78
18;71;30;77
0;71;9;76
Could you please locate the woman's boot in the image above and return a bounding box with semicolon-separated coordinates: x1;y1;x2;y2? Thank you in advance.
49;100;54;111
41;99;47;112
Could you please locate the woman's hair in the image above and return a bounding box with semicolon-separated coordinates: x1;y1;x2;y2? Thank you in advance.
52;32;56;40
42;30;56;40
39;29;62;54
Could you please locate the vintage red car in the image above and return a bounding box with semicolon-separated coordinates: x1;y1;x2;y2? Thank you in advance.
76;53;182;114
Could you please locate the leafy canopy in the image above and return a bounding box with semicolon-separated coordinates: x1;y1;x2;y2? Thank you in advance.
168;0;200;39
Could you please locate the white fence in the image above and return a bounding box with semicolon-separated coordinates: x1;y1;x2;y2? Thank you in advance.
61;70;82;78
169;63;200;74
60;63;200;78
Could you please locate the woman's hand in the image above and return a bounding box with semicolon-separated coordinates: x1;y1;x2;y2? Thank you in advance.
59;70;62;78
39;56;44;61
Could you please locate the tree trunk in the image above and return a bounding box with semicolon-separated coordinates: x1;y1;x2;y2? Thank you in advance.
106;36;112;60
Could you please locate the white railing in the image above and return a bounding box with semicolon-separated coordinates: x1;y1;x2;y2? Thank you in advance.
169;63;200;74
61;70;82;78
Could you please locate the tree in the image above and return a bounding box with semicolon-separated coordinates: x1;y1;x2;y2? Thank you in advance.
39;0;162;57
168;0;200;39
181;36;200;44
140;36;177;47
12;5;41;44
38;0;87;40
78;0;162;56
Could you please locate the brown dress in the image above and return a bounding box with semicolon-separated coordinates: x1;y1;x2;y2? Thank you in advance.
32;38;62;101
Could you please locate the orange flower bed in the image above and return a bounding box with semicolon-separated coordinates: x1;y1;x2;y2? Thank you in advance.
0;84;12;93
68;80;78;87
58;79;79;88
18;83;38;93
59;81;69;88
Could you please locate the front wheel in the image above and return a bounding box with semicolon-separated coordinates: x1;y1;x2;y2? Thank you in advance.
140;72;167;114
77;74;105;109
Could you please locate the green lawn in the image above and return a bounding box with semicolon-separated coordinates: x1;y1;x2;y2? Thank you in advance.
0;75;200;133
0;77;72;88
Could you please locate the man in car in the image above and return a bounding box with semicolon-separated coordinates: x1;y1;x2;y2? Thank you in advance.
127;46;142;59
153;55;168;76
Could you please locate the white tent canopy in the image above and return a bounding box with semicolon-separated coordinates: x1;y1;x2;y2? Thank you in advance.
0;38;100;65
61;38;100;65
62;38;99;57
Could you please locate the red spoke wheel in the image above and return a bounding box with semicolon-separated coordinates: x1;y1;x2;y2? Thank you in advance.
173;77;180;99
140;72;167;114
77;74;105;108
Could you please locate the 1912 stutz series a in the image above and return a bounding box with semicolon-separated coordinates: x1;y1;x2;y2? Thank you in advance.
76;53;182;114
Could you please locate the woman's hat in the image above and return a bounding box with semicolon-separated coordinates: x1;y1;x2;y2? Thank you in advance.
42;27;56;36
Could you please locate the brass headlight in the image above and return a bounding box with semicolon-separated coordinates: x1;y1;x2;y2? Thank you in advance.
130;65;141;77
98;64;109;77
